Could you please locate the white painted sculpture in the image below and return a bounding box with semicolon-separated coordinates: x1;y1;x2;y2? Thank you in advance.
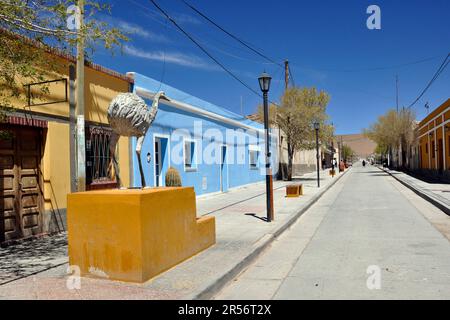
107;91;170;188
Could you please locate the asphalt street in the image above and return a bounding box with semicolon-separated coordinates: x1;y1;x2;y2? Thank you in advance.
215;163;450;299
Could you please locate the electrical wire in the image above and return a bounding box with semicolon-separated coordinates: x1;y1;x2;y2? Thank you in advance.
288;64;295;87
407;53;450;109
149;0;280;106
179;0;283;68
290;55;443;74
156;17;168;93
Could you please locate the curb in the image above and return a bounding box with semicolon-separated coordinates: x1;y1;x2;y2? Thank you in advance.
380;167;450;216
190;168;350;300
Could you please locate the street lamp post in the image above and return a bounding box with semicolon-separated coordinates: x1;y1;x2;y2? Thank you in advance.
258;72;274;222
314;121;320;188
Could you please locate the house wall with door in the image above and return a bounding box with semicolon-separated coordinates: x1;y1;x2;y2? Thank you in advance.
128;73;278;196
417;98;450;171
1;46;132;244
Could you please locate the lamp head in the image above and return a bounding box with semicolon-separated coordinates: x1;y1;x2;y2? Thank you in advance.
258;72;272;93
313;121;320;130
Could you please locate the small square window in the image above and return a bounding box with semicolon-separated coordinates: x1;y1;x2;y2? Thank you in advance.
249;147;259;169
184;140;197;171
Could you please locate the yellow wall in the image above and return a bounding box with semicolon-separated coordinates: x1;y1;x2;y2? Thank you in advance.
118;136;131;188
417;99;450;171
6;51;133;213
41;123;132;211
68;187;215;283
42;122;71;210
10;54;131;124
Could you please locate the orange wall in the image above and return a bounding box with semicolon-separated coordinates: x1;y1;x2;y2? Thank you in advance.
417;99;450;170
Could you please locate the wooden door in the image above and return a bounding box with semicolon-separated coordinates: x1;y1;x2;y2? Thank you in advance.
0;125;43;243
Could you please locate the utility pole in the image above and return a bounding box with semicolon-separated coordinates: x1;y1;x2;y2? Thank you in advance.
284;60;289;90
278;59;290;181
76;0;86;192
396;75;399;113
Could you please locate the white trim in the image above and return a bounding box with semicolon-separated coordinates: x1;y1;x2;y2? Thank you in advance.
419;105;450;130
135;86;266;134
428;132;431;168
443;114;447;170
434;123;438;169
153;133;171;187
418;118;450;139
183;137;197;172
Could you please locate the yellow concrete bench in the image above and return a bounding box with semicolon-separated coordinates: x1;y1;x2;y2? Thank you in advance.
286;184;303;197
67;187;215;283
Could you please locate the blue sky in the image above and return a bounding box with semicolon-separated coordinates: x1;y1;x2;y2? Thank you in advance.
92;0;449;134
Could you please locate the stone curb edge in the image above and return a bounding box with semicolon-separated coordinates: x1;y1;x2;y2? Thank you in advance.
190;168;350;300
380;167;450;216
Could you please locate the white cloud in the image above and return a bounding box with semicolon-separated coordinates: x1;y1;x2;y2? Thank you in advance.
97;14;170;43
118;21;170;43
124;45;219;71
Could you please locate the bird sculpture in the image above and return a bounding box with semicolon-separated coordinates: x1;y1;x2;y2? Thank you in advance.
107;91;170;188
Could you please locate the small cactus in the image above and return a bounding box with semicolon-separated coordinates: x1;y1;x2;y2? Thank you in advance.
165;167;182;187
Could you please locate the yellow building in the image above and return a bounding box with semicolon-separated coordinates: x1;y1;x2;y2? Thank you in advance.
0;47;133;244
417;98;450;171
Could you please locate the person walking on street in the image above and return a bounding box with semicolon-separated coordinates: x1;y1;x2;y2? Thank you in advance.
339;159;345;172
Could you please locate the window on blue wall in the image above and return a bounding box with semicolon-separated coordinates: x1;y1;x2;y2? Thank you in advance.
184;139;197;171
249;145;259;169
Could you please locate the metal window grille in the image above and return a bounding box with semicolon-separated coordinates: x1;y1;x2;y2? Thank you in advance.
86;125;113;184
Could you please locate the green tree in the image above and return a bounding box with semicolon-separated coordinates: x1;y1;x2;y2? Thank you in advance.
364;108;416;167
341;144;355;162
257;87;333;180
0;0;128;117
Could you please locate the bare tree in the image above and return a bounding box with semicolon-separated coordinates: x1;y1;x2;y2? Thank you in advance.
257;87;333;180
365;108;416;168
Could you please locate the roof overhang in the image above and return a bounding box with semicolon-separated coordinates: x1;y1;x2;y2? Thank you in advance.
135;86;266;134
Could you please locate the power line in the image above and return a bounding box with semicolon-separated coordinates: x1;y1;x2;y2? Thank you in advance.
150;0;280;106
124;0;271;67
288;64;295;87
407;53;450;109
290;55;443;74
179;0;283;68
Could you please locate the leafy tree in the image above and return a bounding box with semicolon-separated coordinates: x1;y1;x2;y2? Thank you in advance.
341;144;355;162
257;87;333;180
0;0;128;119
364;108;416;167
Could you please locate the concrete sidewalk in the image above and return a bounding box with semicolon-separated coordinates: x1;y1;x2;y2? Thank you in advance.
0;168;348;300
381;167;450;216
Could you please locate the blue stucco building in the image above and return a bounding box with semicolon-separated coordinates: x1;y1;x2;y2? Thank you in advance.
127;72;278;196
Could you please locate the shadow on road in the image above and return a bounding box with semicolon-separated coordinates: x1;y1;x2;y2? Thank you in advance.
0;233;68;285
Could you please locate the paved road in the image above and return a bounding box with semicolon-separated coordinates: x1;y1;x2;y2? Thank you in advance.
215;164;450;299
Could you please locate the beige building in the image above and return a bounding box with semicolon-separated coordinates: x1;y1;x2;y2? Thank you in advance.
246;114;335;178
